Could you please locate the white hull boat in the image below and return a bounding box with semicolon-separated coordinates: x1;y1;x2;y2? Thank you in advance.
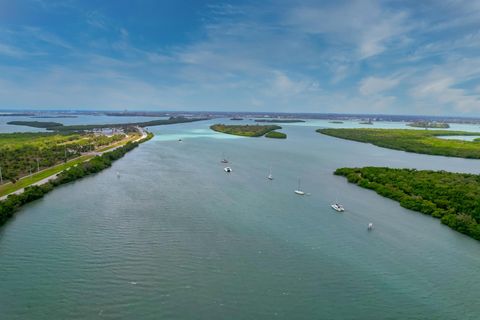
294;178;305;195
331;203;345;212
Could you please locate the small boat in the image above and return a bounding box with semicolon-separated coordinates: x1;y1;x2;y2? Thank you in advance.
116;171;120;178
294;178;305;195
331;203;345;212
224;167;232;173
267;167;273;180
178;138;183;142
221;152;229;164
368;223;374;231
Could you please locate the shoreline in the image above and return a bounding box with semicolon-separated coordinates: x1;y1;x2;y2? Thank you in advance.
0;131;153;226
0;127;148;199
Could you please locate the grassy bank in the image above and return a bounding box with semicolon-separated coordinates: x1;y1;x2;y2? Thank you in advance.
0;132;124;183
0;132;153;226
317;128;480;159
0;155;93;197
334;167;480;241
210;124;281;137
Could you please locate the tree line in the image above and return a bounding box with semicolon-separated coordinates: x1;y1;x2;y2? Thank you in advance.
335;167;480;241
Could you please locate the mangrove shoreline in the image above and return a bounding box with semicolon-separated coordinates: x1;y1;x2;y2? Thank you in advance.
335;167;480;241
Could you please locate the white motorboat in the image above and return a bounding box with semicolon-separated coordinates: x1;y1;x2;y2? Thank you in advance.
331;203;345;212
368;223;374;230
224;167;232;173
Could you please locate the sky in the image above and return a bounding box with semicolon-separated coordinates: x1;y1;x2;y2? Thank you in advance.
0;0;479;115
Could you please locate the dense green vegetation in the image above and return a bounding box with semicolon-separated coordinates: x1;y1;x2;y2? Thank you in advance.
8;116;207;132
0;132;153;226
335;167;480;241
317;128;480;159
0;132;124;183
255;119;305;123
210;124;281;137
407;121;450;128
0;155;92;197
265;131;287;139
8;121;62;128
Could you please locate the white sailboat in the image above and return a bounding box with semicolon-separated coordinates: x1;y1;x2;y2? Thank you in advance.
267;167;273;180
294;178;305;195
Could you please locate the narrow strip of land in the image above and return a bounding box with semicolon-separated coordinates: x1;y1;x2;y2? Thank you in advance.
0;127;148;200
0;132;153;226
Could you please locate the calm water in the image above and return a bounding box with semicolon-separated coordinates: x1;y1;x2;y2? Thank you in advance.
1;118;480;319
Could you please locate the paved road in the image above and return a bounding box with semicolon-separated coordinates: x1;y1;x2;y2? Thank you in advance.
0;128;148;201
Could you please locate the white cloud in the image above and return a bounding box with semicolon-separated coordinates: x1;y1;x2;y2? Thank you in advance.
287;0;411;59
410;58;480;113
359;76;399;95
0;1;478;115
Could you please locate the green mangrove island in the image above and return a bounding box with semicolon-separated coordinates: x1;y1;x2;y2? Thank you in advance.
335;167;480;241
8;116;207;132
210;124;287;138
265;131;287;139
407;121;450;128
318;128;480;159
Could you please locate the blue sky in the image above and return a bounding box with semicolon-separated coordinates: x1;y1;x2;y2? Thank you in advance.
0;0;479;115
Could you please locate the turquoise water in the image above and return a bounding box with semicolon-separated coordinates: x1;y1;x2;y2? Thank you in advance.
437;135;480;141
1;118;480;319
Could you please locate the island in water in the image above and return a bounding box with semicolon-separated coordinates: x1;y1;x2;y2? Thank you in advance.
335;167;480;241
359;119;374;125
407;121;450;128
265;131;287;139
8;116;207;132
317;128;480;159
210;124;287;138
